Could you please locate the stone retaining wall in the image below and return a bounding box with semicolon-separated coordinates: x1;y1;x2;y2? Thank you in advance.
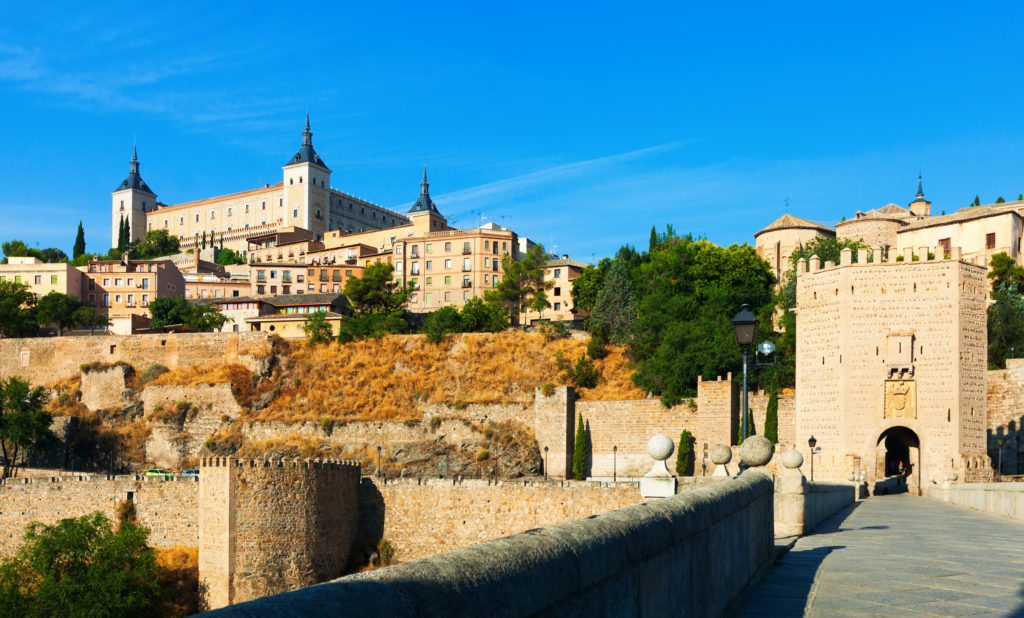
204;473;776;618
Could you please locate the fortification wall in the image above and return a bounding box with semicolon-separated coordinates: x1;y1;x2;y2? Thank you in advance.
0;331;270;384
80;364;131;410
985;359;1024;475
144;384;244;467
576;398;698;477
204;473;775;618
0;476;199;555
358;477;641;563
199;457;362;610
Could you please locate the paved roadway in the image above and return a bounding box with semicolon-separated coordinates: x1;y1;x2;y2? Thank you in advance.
740;495;1024;617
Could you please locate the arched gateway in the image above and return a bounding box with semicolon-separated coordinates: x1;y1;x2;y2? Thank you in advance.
875;426;920;495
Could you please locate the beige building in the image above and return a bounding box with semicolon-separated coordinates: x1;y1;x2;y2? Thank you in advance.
201;297;273;332
522;255;587;325
81;255;185;335
0;256;84;299
113;116;408;254
246;293;351;338
794;246;990;495
754;215;835;283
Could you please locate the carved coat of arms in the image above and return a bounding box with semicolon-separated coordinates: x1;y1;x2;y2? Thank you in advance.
884;380;916;419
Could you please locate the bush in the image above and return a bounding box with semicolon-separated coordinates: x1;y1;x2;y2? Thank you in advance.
675;429;693;476
539;320;570;340
571;412;587;480
564;355;600;389
459;297;508;332
422;306;462;343
377;539;395;566
586;334;608;360
137;363;168;386
476;448;490;461
540;381;556;397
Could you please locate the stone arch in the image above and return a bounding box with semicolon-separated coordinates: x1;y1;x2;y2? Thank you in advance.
875;426;921;495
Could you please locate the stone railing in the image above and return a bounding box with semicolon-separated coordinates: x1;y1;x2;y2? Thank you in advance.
773;449;858;537
203;470;775;617
927;481;1024;522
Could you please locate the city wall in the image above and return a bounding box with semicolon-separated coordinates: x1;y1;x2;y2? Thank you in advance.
0;331;271;384
204;473;776;618
984;359;1024;475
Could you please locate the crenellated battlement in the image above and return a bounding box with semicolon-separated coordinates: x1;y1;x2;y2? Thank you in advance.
796;245;979;277
199;456;361;471
0;474;199;486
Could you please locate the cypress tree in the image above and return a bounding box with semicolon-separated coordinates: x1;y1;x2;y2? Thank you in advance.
675;429;693;476
764;385;779;445
201;231;207;250
73;221;86;259
117;216;127;251
591;258;637;345
996;196;1006;204
649;225;658;253
571;412;587;481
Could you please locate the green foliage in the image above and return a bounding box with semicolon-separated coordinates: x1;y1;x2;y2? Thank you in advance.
302;310;334;345
201;231;207;250
630;235;775;406
0;512;167;618
590;257;637;345
764;380;779;445
130;229;179;260
117;217;129;252
987;252;1024;296
215;248;246;265
988;282;1024;369
72;222;86;259
70;306;109;331
996;196;1006;204
737;404;756;444
35;292;83;335
586;330;608;360
538;319;570;340
458;297;507;332
1;240;68;265
556;351;600;389
675;429;693;476
571;412;587;480
974;195;981;207
570;261;608;318
0;280;39;338
540;381;556;397
337;311;408;343
423;306;462;343
0;377;58;479
484;244;553;326
344;262;410;317
148;297;229;331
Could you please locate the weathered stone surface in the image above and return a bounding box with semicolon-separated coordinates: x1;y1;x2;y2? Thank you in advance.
647;434;674;461
740;436;774;467
710;443;732;465
639;476;677;498
781;448;804;469
926;481;1024;522
80;364;130;410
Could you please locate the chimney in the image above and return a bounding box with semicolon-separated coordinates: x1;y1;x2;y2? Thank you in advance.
562;254;568;259
122;249;130;267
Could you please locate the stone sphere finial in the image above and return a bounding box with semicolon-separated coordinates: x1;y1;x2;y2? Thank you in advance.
782;449;804;469
647;434;674;462
709;444;732;465
949;472;958;481
739;436;774;468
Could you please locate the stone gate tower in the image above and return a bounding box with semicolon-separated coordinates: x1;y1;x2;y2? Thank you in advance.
111;143;156;249
794;246;991;494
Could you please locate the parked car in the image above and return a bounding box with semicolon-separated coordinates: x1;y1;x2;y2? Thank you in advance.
181;469;200;479
144;468;174;480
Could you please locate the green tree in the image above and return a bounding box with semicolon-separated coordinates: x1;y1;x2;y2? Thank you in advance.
458;297;507;332
185;305;230;332
570;261;608;318
0;377;58;479
764;380;779;445
72;222;86;259
201;231;207;250
649;225;658;253
35;292;83;336
675;429;693;476
344;262;410;317
302;310;334;345
422;305;462;343
988;282;1024;369
590;257;637;345
996;196;1006;204
130;229;179;260
737;406;756;444
0;512;167;618
1;240;30;261
0;280;39;338
987;252;1024;296
629;236;775;406
215;248;246;265
974;195;981;207
117;217;129;251
484;244;553;326
70;306;110;333
571;412;587;481
147;296;192;329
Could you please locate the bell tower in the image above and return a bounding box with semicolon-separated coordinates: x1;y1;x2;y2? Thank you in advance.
111;143;156;248
282;113;331;239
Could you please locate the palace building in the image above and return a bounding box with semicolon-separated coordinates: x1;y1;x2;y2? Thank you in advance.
112;115;409;254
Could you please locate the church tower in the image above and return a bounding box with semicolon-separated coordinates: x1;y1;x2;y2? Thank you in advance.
406;167;448;234
111;143;156;249
908;174;931;217
282;113;331;239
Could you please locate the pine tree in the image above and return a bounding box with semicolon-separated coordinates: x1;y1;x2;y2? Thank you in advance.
764;382;779;445
648;225;658;253
591;258;637;345
974;195;981;207
675;429;692;476
73;221;86;259
996;196;1006;204
117;216;128;251
571;412;587;481
1019;193;1023;201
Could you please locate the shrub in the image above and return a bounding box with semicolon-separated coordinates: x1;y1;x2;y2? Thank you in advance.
422;306;462;343
539;320;570;340
137;363;168;387
321;418;336;435
377;539;395;566
675;429;693;476
540;381;556;397
571;412;587;480
567;355;600;389
586;334;608;360
476;448;490;461
764;385;779;445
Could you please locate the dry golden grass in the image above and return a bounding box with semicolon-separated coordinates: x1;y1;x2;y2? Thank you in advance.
150;363;264;407
115;420;151;467
257;332;643;423
156;546;201;616
44;375;91;418
234;435;333;459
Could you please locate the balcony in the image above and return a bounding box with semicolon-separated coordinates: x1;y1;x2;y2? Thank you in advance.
462;281;473;288
462;249;471;255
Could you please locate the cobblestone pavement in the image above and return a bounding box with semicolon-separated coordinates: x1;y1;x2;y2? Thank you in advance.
740;495;1024;617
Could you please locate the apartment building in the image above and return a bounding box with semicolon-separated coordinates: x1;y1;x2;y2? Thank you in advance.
251;263;307;296
81;255;185;334
246;293;351;338
0;256;84;299
522;255;587;326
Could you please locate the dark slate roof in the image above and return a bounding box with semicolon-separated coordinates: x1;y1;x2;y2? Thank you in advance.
407;167;441;215
284;114;329;170
262;292;350;308
114;145;155;195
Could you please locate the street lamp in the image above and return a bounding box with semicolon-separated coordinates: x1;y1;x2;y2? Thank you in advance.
995;437;1006;481
732;304;759;442
808;436;822;481
613;445;618;482
543;446;549;480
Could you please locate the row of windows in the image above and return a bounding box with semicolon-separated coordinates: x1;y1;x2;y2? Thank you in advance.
397;257;500;274
98;277;151;289
255;271;305;283
87;293;149;308
398;240;508;256
408;275;502;288
0;275;59;285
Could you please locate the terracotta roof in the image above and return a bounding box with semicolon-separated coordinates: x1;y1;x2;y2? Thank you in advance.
754;214;835;238
900;203;1023;232
154;182;284;212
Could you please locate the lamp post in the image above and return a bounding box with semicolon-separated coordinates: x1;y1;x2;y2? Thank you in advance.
613;445;617;482
995;437;1006;481
808;436;821;481
376;445;382;479
543;446;549;480
732;304;759;443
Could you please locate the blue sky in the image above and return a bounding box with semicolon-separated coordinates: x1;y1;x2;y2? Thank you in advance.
2;3;1023;262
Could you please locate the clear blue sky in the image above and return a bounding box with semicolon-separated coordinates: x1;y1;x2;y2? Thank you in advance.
2;3;1023;263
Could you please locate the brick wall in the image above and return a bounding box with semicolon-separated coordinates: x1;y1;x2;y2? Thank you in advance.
985;359;1024;475
576;399;698;477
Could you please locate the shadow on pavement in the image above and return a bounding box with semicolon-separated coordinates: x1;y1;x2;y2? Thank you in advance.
739;545;845;617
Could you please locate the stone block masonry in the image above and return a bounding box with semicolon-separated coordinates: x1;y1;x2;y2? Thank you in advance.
984;358;1024;475
199;457;362;610
0;476;199;555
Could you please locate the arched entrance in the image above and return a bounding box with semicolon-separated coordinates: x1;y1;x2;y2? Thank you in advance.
875;426;921;495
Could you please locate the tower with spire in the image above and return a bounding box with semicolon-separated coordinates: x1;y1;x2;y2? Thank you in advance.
282;113;332;239
406;166;447;233
908;173;931;217
111;142;157;249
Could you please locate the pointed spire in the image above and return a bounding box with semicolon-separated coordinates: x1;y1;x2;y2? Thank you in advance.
302;112;312;146
421;165;429;196
129;140;139;175
916;173;924;200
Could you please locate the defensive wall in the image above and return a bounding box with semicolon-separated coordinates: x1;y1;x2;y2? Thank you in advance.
204;472;776;618
984;359;1024;475
0;331;270;384
927;481;1024;523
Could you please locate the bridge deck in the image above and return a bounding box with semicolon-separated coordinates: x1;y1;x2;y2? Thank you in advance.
740;495;1024;617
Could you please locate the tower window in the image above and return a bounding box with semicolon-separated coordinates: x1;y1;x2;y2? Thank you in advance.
299;176;303;184
290;178;294;185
